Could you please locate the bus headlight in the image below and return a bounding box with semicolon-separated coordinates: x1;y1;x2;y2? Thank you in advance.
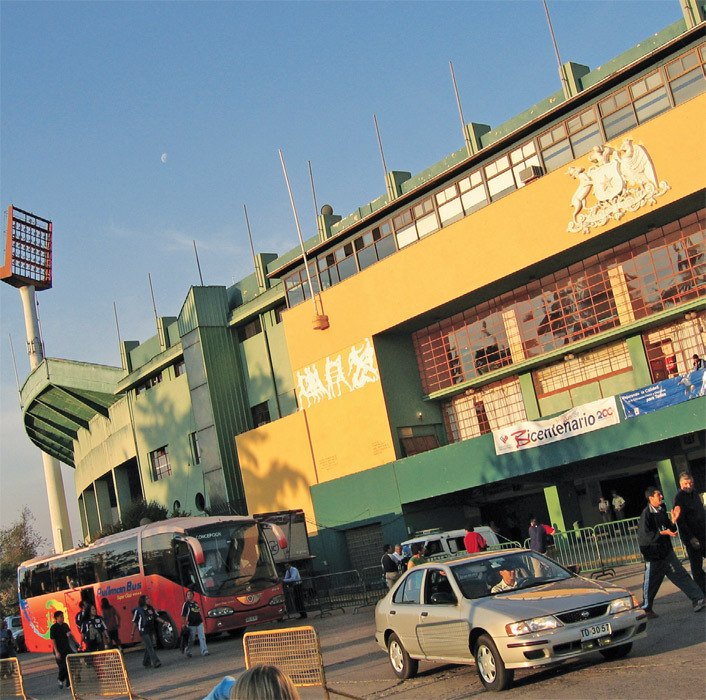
269;595;286;606
207;606;234;617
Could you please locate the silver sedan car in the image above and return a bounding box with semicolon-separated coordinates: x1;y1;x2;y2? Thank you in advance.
375;549;647;691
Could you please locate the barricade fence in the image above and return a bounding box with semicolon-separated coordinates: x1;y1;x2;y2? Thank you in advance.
294;519;687;614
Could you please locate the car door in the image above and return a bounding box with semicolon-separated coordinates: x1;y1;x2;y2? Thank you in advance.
388;568;425;656
416;568;471;661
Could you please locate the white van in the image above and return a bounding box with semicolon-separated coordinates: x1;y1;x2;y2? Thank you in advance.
401;526;501;560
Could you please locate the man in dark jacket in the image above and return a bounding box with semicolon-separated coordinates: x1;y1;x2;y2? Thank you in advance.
673;471;705;594
637;485;704;618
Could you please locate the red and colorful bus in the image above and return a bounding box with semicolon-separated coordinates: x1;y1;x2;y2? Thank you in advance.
17;516;288;653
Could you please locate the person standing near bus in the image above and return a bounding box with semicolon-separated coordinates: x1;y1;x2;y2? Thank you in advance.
100;598;121;650
84;604;109;652
50;611;74;689
75;600;90;651
130;595;167;668
181;589;209;657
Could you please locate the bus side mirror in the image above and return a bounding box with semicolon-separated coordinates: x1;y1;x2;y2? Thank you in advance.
262;523;288;550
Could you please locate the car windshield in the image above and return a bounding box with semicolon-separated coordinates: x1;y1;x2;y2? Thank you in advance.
451;551;572;599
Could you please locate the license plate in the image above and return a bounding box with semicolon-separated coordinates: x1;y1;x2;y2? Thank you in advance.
246;616;258;623
580;622;611;640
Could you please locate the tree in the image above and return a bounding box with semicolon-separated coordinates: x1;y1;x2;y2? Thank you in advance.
0;507;47;616
91;499;191;542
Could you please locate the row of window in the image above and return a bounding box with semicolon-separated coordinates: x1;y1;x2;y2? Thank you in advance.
440;312;705;446
283;44;705;308
135;359;186;395
414;209;705;394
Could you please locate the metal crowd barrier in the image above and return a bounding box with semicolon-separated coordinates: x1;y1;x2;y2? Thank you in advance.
300;570;369;616
0;657;36;700
66;649;147;699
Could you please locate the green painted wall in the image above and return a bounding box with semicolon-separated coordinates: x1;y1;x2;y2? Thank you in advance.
311;397;706;564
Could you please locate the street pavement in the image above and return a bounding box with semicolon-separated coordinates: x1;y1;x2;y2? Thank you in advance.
9;564;706;700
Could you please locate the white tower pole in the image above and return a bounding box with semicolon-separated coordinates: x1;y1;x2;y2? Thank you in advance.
19;285;73;553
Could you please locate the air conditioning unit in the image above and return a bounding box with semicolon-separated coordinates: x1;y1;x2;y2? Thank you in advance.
519;165;544;184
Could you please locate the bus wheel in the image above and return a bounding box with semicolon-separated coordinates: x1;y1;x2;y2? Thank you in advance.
157;613;178;649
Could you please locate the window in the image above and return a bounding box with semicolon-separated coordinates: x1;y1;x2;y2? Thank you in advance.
400;434;439;457
251;401;271;428
284;263;318;307
274;304;287;324
150;446;171;480
643;313;706;382
539;124;573;173
393;568;424;604
237;317;262;342
136;372;163;395
666;48;706;106
393;197;439;249
443;378;526;443
353;221;396;271
485;154;516;200
567;107;602;158
533;341;632;398
189;432;201;464
599;88;638;140
174;359;186;377
414;209;705;394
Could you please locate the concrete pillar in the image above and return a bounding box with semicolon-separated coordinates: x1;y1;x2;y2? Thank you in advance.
544;483;582;532
626;334;652;388
657;459;678;512
83;486;100;540
94;478;113;531
19;285;73;553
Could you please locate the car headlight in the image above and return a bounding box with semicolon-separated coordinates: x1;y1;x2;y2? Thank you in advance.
269;594;286;606
609;595;638;614
506;616;562;636
207;606;234;617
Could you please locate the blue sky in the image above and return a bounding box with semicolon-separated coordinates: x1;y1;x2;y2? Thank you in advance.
0;0;683;547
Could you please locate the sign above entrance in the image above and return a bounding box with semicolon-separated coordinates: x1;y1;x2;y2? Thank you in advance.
620;367;705;418
566;138;670;235
493;396;620;455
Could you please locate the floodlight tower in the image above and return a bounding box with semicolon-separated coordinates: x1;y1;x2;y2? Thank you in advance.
1;206;73;553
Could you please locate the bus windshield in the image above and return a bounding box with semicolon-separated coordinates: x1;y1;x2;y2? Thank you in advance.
187;521;279;596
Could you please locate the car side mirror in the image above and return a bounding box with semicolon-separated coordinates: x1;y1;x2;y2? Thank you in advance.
430;592;456;605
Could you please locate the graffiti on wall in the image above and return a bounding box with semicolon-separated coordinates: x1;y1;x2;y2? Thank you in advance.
296;337;380;408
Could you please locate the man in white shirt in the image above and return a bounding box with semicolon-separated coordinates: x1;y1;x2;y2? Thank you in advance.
283;563;307;619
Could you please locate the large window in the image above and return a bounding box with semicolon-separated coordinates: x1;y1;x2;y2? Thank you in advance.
414;210;705;394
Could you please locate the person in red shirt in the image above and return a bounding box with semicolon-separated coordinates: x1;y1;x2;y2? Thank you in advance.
464;525;487;553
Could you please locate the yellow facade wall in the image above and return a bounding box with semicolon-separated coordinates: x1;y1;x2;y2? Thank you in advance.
246;95;705;516
283;94;705;368
237;411;320;533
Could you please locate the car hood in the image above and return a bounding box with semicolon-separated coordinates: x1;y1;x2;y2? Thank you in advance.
479;576;629;617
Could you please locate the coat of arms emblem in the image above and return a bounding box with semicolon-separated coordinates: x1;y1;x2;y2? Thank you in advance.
567;138;670;234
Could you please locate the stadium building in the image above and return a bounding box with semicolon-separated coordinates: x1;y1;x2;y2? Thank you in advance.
16;6;706;571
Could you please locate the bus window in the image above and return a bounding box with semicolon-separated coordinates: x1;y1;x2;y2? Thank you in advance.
175;541;199;591
142;533;180;584
76;553;97;587
104;537;139;579
29;562;52;596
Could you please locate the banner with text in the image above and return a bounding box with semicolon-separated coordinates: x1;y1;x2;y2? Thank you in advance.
620;367;705;419
493;397;620;455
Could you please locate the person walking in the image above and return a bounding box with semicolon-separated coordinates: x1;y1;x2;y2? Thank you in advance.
83;604;109;652
612;490;627;519
283;563;307;619
463;525;487;553
407;543;427;569
672;471;705;595
50;611;75;690
598;496;613;523
181;588;209;657
0;620;15;660
100;598;121;650
637;485;704;618
381;544;401;589
130;595;167;668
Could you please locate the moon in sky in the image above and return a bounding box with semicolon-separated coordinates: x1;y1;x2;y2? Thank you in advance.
161;153;168;163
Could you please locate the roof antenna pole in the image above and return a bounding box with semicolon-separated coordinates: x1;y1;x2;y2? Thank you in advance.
542;0;571;98
449;61;473;157
193;240;204;286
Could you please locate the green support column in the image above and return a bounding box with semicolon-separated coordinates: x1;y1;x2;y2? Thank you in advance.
519;372;540;420
657;459;678;511
544;484;582;533
626;335;652;388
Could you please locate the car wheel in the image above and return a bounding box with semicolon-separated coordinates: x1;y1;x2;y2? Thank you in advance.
387;632;418;679
474;633;514;691
599;642;632;660
156;613;178;649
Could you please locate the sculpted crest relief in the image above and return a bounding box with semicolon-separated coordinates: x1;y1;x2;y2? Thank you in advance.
567;138;670;234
